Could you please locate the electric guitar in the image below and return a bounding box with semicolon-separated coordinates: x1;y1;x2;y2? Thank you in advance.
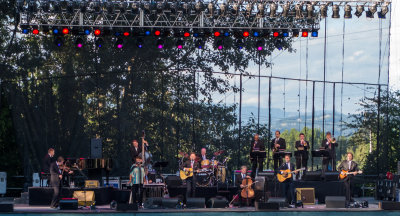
339;170;363;180
179;168;199;180
277;168;305;182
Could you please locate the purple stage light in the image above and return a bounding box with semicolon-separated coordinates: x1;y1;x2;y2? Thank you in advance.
158;44;163;49
117;44;123;49
218;45;223;50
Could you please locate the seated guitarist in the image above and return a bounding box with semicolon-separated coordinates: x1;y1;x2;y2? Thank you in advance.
183;152;200;203
338;152;359;202
277;154;297;206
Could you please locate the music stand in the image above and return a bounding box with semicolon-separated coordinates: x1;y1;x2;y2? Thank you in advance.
250;151;266;178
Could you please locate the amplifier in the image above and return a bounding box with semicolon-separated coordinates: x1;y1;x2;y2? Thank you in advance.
296;188;315;205
73;191;95;206
85;180;100;188
60;198;78;210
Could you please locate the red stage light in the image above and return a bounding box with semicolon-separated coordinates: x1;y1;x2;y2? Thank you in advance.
243;31;249;37
214;31;220;37
62;28;69;34
32;29;39;35
155;30;161;36
184;32;190;37
302;31;308;37
273;32;279;37
94;29;101;36
123;32;130;36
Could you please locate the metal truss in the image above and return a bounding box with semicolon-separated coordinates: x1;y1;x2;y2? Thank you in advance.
18;0;391;30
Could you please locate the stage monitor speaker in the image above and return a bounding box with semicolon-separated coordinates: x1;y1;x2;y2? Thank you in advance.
144;197;163;209
206;197;227;208
116;203;138;211
321;172;340;181
256;202;279;210
186;198;205;208
73;190;95;206
161;198;181;209
296;188;315;205
59;198;78;210
165;176;182;187
325;196;346;208
303;171;322;181
90;138;102;158
267;197;287;208
379;201;400;210
0;203;13;212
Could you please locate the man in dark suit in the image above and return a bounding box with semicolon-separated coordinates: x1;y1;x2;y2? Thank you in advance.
235;165;250;207
277;154;297;205
183;152;200;202
42;148;55;186
250;134;265;178
50;156;64;208
271;130;286;170
338;152;360;202
295;133;309;179
199;148;209;168
129;139;149;163
322;132;338;172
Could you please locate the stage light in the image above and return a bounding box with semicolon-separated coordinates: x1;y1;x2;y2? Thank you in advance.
52;2;61;13
302;31;308;37
236;39;244;50
292;29;300;37
307;3;314;19
207;2;214;15
231;3;239;16
366;3;377;18
311;30;318;37
195;2;204;14
246;3;253;16
344;4;352;19
84;29;91;35
182;2;190;14
176;39;184;49
282;31;289;37
257;3;265;17
223;31;230;37
184;32;190;37
54;37;63;47
62;28;69;35
32;28;39;35
157;39;164;49
243;31;250;37
193;32;200;37
214;31;221;37
219;3;226;16
132;2;139;14
75;38;84;48
92;2;101;13
106;2;114;14
332;5;340;18
295;4;304;19
355;5;364;18
273;31;279;37
145;30;151;36
256;40;264;51
67;2;74;13
154;30;161;36
115;38;123;49
320;4;328;18
378;3;389;19
270;2;277;18
156;1;165;14
216;40;223;50
282;2;290;17
94;29;101;36
119;2;127;14
195;39;204;49
95;38;104;48
21;25;29;34
136;38;144;48
275;40;283;50
253;31;260;37
80;2;87;13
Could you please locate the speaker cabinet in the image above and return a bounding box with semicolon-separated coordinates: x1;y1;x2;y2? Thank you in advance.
325;196;346;208
296;188;315;204
256;202;279;210
165;176;182;187
116;203;138;211
59;198;78;210
206;197;227;208
0;203;13;212
186;198;205;208
267;197;287;208
161;198;181;209
379;201;400;210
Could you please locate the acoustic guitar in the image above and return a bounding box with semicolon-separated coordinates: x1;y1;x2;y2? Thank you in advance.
277;168;305;182
339;170;363;180
179;168;199;180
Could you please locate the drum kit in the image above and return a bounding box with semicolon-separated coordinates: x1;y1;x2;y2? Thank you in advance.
178;150;230;187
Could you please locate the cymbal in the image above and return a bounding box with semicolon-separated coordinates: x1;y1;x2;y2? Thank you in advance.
214;150;224;156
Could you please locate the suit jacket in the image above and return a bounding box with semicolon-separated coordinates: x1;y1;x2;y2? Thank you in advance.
199;154;210;163
338;160;359;172
271;138;286;151
235;173;249;187
277;162;295;182
49;162;61;187
321;139;338;157
130;145;143;162
42;154;55;173
183;159;200;170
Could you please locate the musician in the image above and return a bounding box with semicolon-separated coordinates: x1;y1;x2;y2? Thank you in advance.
128;156;146;208
338;152;359;202
129;139;149;163
277;154;297;205
295;133;309;180
50;156;64;209
322;132;338;172
271;130;286;170
235;165;249;207
60;161;74;187
200;148;208;161
42;148;56;186
250;134;265;178
183;152;200;202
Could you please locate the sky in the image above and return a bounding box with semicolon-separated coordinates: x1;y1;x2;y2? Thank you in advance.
203;3;397;134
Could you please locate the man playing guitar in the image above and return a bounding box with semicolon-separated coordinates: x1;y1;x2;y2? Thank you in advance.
338;152;361;202
277;154;297;206
183;152;200;204
271;130;286;170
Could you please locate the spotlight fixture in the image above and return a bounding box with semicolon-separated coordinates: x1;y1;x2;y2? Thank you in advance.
66;2;74;13
282;31;289;37
378;3;389;19
366;3;377;18
136;38;144;48
207;2;214;16
253;31;260;37
183;31;190;37
214;31;221;37
176;39;184;49
215;40;223;50
84;29;91;35
54;37;63;47
243;31;250;37
311;30;318;37
275;39;283;50
282;2;290;17
154;30;161;36
131;2;139;14
195;39;205;49
80;2;87;13
236;39;244;49
292;29;300;37
231;3;239;16
223;31;230;37
219;3;226;16
75;38;84;48
42;25;49;34
119;2;127;14
295;3;304;19
195;2;204;14
344;4;352;19
52;2;61;13
115;38;123;49
306;3;314;19
355;5;364;18
106;2;114;14
273;31;279;37
52;27;60;35
94;29;101;36
256;40;264;51
42;2;50;12
302;30;308;37
32;28;39;35
156;38;164;49
320;4;328;18
62;28;69;35
95;38;104;48
257;3;265;17
270;2;277;18
332;5;340;18
246;3;253;16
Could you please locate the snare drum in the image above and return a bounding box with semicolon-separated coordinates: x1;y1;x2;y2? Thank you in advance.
201;159;210;168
